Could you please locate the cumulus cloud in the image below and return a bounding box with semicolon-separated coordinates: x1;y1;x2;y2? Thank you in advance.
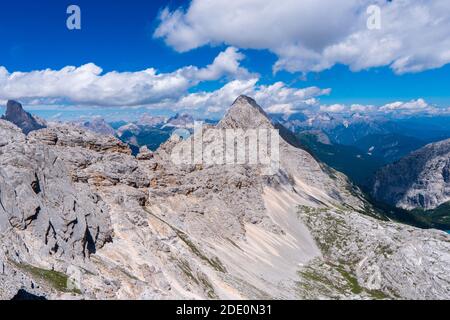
155;0;450;74
0;41;332;116
379;98;433;113
253;82;329;115
195;47;251;80
163;78;258;112
320;104;346;113
317;98;448;116
317;103;377;114
265;104;297;115
153;78;329;115
0;47;252;107
350;104;376;113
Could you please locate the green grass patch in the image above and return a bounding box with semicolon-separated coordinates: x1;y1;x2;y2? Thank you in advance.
12;262;81;294
176;231;227;273
177;259;199;285
177;259;218;299
335;265;363;295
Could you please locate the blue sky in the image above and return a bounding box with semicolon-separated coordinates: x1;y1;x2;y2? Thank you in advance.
0;0;449;120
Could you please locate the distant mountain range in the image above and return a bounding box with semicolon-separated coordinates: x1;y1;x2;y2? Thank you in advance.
275;112;450;145
274;111;450;183
67;113;200;154
73;118;116;137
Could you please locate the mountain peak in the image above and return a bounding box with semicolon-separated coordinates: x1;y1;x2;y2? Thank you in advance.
2;100;46;134
218;95;273;129
233;94;257;105
232;95;268;114
6;100;23;113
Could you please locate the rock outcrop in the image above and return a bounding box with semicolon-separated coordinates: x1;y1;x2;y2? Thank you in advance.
372;138;450;210
0;97;449;300
74;118;116;136
0;119;112;299
1;100;46;134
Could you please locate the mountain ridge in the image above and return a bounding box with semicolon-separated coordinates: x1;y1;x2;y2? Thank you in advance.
1;100;46;134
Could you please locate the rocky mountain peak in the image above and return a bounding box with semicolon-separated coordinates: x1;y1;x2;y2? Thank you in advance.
233;95;259;107
218;95;273;129
5;100;22;114
1;100;46;134
372;138;450;210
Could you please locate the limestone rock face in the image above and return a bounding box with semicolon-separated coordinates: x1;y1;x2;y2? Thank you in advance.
0;120;26;146
28;124;130;154
0;120;113;255
1;100;46;134
0;121;113;299
0;97;449;300
136;146;154;161
372;138;450;210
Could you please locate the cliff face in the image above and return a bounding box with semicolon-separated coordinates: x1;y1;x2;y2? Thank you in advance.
372;138;450;210
1;100;46;134
0;97;449;300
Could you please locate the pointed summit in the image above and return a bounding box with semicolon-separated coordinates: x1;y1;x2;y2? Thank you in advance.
218;95;273;129
217;95;306;149
233;95;262;108
2;100;46;134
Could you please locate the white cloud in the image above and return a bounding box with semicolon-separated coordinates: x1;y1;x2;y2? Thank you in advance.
0;41;332;117
0;47;252;107
350;104;376;113
317;98;448;116
165;78;258;112
195;47;252;80
155;0;450;74
320;104;346;113
154;78;329;115
253;82;329;115
379;98;432;113
265;104;296;115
